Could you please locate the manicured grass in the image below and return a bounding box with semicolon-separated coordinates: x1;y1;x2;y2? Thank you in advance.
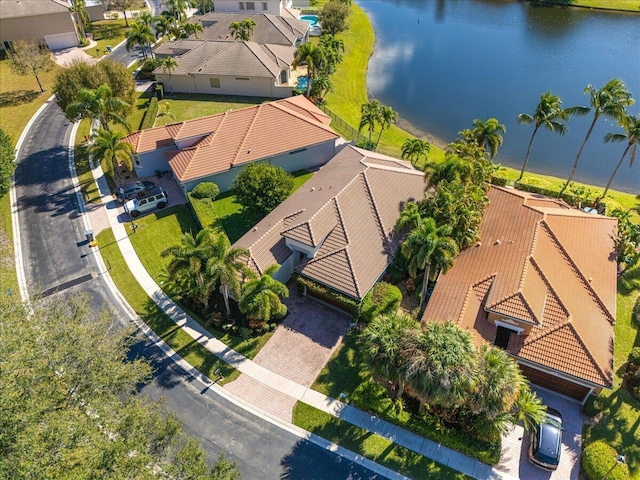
584;260;640;479
0;59;62;142
86;19;131;58
309;331;501;465
96;227;239;382
211;170;315;244
293;403;471;480
533;0;640;12
154;94;272;126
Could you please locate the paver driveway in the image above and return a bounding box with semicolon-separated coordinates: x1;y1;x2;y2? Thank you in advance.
498;386;583;479
225;285;351;421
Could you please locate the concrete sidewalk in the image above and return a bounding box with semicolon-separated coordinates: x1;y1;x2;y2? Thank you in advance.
86;162;516;480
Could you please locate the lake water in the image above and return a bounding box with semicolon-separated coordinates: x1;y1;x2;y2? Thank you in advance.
359;0;640;193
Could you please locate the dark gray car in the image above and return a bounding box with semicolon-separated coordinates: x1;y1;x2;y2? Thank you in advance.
529;407;563;471
116;180;155;202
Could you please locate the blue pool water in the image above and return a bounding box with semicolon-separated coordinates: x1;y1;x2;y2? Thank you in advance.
300;15;318;26
297;76;308;91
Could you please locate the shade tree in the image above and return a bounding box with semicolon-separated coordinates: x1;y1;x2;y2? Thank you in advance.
6;40;55;93
231;163;294;219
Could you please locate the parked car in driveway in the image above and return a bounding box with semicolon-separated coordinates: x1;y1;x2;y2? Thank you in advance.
116;180;155;202
124;187;168;218
529;407;563;471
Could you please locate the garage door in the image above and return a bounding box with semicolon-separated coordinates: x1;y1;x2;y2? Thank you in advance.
518;364;591;401
44;32;77;50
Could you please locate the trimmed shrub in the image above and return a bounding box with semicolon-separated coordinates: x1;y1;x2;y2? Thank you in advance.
187;193;216;229
582;441;630;480
294;275;359;316
360;282;402;323
156;83;164;100
633;295;640;327
191;182;220;200
140;96;158;130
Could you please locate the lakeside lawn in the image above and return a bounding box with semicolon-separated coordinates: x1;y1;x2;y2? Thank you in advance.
537;0;640;12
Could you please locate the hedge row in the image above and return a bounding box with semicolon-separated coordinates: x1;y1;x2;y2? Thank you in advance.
140;96;158;130
582;441;630;480
294;275;360;317
187;193;217;230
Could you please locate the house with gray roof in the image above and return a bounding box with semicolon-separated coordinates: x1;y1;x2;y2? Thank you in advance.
0;0;79;51
233;146;425;296
190;12;309;47
153;40;297;98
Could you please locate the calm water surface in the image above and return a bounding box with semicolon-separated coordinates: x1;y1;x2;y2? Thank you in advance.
359;0;640;193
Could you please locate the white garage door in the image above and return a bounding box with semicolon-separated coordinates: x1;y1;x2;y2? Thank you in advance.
44;32;77;50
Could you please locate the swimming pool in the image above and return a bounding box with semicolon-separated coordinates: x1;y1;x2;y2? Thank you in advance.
297;76;308;91
300;15;318;26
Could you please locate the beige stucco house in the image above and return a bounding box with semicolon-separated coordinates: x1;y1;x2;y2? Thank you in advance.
422;186;618;403
213;0;299;17
0;0;79;51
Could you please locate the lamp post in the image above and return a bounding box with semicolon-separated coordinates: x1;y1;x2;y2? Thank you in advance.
601;454;625;480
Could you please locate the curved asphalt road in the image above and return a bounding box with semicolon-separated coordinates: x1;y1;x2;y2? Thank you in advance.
13;45;380;479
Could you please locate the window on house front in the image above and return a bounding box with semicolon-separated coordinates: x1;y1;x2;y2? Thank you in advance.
209;77;221;88
239;1;244;10
246;1;255;10
262;1;268;10
133;155;140;166
235;77;250;81
280;70;288;84
494;326;515;350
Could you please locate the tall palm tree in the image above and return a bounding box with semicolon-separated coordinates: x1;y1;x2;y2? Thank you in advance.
602;114;640;199
161;229;219;306
134;10;155;28
163;0;189;27
318;35;344;75
401;138;430;168
401;217;458;310
154;14;172;39
516;91;570;181
89;129;134;181
161;57;178;96
70;0;89;39
359;100;382;148
126;22;156;60
397;201;423;232
206;234;252;316
559;78;634;196
361;312;418;398
374;105;398;151
239;264;289;322
182;21;203;39
309;72;332;101
471;118;506;158
229;19;256;41
65;84;131;132
292;43;325;98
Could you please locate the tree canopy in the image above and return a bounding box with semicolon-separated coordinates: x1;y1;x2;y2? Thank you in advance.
231;163;294;219
6;40;55;93
318;0;350;36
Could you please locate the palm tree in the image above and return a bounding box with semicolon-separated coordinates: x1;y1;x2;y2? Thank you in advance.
161;229;219;306
374;105;398;151
361;312;419;398
292;43;325;98
602;114;640;199
89;129;134;181
309;72;332;101
65;84;131;132
163;0;189;27
471;118;506;158
512;385;546;433
400;217;458;311
134;10;155;28
401;138;430;168
397;201;423;232
559;78;634;196
359;100;382;148
318;35;345;75
126;22;156;60
154;14;172;39
181;21;203;39
161;57;178;96
70;0;89;39
229;19;256;41
206;234;252;316
402;321;478;416
516;91;569;181
239;264;289;322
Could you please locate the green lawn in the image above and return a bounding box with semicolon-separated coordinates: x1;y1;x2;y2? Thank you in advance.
293;403;471;480
154;94;273;126
86;19;131;58
0;195;18;298
210;170;315;244
534;0;640;11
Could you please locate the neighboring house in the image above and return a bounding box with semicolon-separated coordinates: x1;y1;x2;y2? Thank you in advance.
0;0;79;51
121;96;339;194
85;0;105;22
189;12;309;47
153;40;296;98
422;186;617;404
214;0;298;18
233;145;425;295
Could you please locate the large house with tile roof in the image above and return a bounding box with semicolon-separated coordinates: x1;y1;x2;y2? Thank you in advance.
188;12;309;47
214;0;300;17
422;186;617;403
153;40;296;98
121;96;340;194
0;0;79;52
233;145;425;297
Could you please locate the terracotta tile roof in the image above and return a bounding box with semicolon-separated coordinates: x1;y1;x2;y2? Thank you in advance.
422;187;617;387
121;97;337;183
152;41;294;78
192;12;308;46
234;146;425;300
